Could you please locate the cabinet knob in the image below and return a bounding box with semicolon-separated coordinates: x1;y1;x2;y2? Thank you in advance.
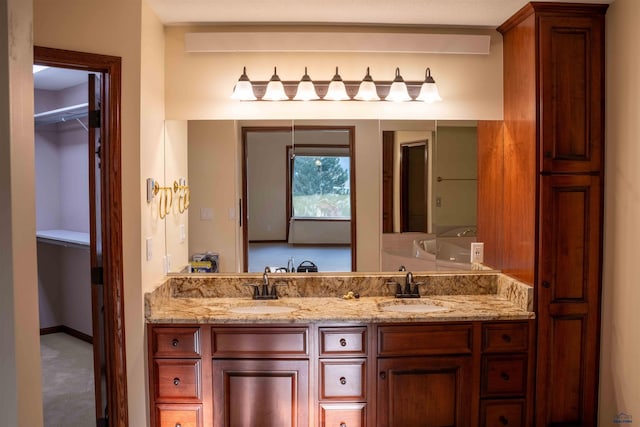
339;338;347;347
340;423;347;427
173;377;181;386
379;371;386;380
176;424;182;427
339;376;347;385
542;281;551;289
171;338;179;347
502;334;512;343
499;415;509;425
500;372;510;381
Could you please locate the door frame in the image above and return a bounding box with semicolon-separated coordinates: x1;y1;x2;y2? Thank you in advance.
34;46;128;426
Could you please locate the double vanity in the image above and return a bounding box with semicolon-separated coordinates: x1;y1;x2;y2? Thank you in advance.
146;271;535;427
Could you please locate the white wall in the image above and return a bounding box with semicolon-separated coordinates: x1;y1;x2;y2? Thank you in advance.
0;0;44;426
600;0;640;423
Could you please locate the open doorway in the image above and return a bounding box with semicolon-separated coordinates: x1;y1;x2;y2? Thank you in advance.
34;47;127;427
241;126;357;273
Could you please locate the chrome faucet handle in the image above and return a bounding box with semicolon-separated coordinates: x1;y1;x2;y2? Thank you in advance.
398;265;406;272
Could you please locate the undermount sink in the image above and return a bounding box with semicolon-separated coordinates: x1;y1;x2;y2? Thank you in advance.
378;299;450;314
228;304;298;315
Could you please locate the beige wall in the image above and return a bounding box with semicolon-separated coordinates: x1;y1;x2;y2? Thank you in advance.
165;26;503;121
600;0;640;422
0;0;44;425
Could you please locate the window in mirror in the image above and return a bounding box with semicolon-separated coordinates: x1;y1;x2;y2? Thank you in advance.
291;153;351;219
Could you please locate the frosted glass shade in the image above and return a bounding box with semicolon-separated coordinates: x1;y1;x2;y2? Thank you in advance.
230;67;257;100
354;67;380;101
416;68;442;103
324;67;350;100
262;67;289;101
293;67;319;101
385;67;411;101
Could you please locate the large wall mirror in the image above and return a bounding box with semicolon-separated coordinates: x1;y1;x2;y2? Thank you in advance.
162;119;479;274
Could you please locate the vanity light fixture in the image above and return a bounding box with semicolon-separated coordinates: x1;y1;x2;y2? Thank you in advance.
293;67;320;101
416;68;443;103
324;67;350;101
230;66;257;101
354;67;380;101
262;67;289;101
231;66;442;102
385;68;412;102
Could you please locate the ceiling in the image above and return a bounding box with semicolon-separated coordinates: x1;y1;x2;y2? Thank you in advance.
147;0;613;27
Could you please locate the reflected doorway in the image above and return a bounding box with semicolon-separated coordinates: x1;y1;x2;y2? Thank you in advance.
241;126;356;272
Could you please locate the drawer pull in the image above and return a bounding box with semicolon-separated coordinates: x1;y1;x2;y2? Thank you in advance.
175;424;182;427
501;334;512;343
500;372;510;381
340;423;347;427
499;415;509;425
379;371;386;379
339;338;347;347
173;377;181;386
339;376;347;385
542;281;551;289
171;338;179;347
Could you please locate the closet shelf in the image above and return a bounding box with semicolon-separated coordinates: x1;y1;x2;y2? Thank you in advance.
36;229;90;249
34;103;88;126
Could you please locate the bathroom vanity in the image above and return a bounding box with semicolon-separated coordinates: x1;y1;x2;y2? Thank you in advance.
146;272;534;427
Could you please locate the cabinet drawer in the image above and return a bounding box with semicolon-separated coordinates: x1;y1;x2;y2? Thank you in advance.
480;400;525;427
320;327;367;357
212;327;308;357
320;360;366;400
154;360;201;402
151;327;200;358
320;403;366;427
155;403;202;427
482;323;528;353
481;355;527;397
378;324;472;356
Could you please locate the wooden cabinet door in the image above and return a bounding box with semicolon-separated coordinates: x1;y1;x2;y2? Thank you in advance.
212;359;309;427
536;174;602;427
538;12;605;173
377;356;472;427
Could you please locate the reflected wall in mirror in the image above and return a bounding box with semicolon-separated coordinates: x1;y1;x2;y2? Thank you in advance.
380;121;478;272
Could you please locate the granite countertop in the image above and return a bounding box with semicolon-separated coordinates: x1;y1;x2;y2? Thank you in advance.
145;271;535;324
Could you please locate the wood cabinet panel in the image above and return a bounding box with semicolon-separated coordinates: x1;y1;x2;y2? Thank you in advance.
539;175;601;304
151;327;201;358
212;326;308;357
480;400;525;427
377;356;472;427
320;403;366;427
212;359;309;427
154;359;201;403
482;323;529;353
539;15;605;173
378;324;472;356
155;404;202;427
319;327;366;357
481;355;527;398
320;360;366;401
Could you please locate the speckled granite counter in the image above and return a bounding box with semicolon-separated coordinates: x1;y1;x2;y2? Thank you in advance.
145;271;534;324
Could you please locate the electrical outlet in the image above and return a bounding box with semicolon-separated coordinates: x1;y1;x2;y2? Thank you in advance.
470;242;484;263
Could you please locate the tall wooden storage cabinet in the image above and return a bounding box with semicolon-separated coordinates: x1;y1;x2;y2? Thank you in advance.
491;3;608;427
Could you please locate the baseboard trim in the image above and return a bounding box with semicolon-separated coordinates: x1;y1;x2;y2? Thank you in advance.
40;325;93;344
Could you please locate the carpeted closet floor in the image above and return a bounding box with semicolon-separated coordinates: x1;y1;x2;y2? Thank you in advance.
40;333;96;427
